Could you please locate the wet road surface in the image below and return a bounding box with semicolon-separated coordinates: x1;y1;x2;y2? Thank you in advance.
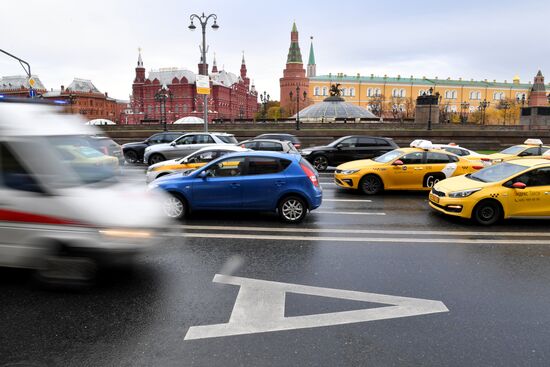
1;168;550;366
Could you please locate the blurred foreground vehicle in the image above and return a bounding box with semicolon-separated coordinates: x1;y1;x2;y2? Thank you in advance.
122;131;185;164
0;100;169;285
149;151;322;223
146;145;249;183
86;135;124;165
429;158;550;225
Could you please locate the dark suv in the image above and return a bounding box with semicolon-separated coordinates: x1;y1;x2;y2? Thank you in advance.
300;135;399;171
122;131;185;164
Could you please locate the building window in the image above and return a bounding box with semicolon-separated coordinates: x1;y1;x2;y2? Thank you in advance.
493;92;505;101
367;88;373;97
350;88;355;97
470;91;481;100
400;89;406;97
322;87;328;96
445;90;457;99
147;105;152;115
392;88;398;97
314;87;320;96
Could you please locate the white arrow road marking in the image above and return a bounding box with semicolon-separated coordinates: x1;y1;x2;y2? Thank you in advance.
184;274;449;340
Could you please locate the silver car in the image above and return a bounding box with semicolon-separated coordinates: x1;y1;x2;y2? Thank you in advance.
143;132;237;165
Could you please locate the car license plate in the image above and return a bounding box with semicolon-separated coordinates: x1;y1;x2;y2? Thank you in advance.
429;193;439;203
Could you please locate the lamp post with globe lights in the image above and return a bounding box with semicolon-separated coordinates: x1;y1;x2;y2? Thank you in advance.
189;12;219;132
289;86;307;130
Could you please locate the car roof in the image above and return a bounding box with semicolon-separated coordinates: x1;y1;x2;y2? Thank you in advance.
258;133;295;137
193;145;247;153
398;147;460;156
505;158;550;167
215;150;301;161
0;102;98;137
242;139;286;144
509;144;550;149
342;135;394;139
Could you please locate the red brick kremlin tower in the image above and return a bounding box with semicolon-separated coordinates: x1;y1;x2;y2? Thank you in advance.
528;70;548;107
280;22;310;116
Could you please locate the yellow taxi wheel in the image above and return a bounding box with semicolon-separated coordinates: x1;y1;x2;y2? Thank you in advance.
359;174;383;195
472;200;502;226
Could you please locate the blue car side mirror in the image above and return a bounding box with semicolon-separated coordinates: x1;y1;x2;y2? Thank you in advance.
198;171;208;179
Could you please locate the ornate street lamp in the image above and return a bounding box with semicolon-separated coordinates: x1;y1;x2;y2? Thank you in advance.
155;86;173;131
499;100;511;125
289;86;307;130
260;91;270;123
189;12;219;132
460;101;470;124
478;99;490;125
516;93;526;107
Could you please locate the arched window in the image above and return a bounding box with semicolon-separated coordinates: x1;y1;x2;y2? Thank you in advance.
147;105;152;115
493;91;505;100
341;88;347;96
400;89;406;97
367;88;373;97
375;88;381;97
322;87;328;96
350;87;355;97
314;87;320;96
392;88;398;97
470;91;481;100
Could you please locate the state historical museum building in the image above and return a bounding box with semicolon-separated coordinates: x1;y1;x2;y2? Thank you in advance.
127;51;258;124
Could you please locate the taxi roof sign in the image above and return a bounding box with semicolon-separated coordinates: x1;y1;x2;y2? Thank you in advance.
524;138;543;146
410;139;433;150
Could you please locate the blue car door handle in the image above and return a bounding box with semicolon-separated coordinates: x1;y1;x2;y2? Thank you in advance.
276;180;286;187
231;183;240;188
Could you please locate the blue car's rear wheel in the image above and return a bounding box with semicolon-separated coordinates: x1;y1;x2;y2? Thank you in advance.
279;196;307;223
163;194;187;220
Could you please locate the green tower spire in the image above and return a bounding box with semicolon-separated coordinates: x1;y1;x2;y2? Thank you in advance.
286;22;303;64
308;38;315;65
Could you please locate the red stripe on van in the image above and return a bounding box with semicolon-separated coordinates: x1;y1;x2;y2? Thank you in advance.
0;209;84;226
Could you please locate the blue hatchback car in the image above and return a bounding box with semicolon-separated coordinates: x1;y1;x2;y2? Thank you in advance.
149;151;322;223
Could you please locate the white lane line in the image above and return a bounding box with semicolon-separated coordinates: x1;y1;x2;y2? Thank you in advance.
178;225;550;238
172;232;550;245
315;211;386;216
322;199;372;203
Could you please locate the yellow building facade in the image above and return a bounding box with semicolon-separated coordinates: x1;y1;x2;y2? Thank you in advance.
308;73;533;123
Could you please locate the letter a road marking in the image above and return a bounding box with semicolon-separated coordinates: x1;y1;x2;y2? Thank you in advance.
184;274;449;340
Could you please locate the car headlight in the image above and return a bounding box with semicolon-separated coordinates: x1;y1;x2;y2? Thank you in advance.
99;229;152;239
449;188;482;198
340;169;359;175
492;159;503;164
301;150;313;156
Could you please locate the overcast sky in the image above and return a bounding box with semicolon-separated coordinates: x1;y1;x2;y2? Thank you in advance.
1;0;548;100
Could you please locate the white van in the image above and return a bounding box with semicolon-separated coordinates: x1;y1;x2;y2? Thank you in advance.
0;100;170;284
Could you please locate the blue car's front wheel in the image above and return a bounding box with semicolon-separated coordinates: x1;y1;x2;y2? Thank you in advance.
163;194;187;220
278;196;307;223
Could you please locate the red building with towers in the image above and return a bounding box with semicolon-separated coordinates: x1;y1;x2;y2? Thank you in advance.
280;22;311;116
127;51;258;124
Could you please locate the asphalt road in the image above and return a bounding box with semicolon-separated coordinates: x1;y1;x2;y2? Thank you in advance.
1;167;550;367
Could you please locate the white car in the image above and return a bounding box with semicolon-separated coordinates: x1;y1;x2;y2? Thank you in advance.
0;100;170;285
146;145;249;183
432;143;491;166
143;132;238;165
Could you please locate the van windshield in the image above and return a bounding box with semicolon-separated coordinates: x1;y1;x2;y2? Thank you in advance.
13;135;118;189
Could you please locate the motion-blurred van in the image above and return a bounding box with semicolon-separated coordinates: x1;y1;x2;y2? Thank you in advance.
0;99;169;285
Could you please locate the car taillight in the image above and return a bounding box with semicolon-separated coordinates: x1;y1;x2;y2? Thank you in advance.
480;158;490;161
294;143;301;149
300;162;319;187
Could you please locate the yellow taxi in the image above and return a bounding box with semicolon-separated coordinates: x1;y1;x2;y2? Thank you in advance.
146;146;248;183
334;140;485;195
488;139;550;164
56;145;119;169
429;158;550;225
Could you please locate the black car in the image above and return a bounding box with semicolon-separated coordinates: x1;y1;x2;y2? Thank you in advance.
300;135;399;171
122;131;185;164
254;133;302;149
